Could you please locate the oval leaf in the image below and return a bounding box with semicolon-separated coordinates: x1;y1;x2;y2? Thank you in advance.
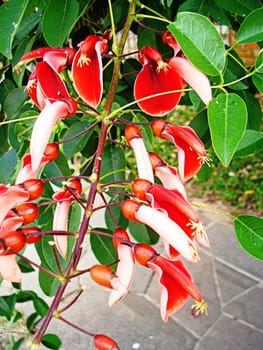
90;228;118;268
0;0;30;58
168;12;226;76
128;221;159;245
41;333;62;350
236;8;263;43
234;215;263;261
235;129;263;156
42;0;79;47
208;93;247;166
62;120;93;159
214;0;262;16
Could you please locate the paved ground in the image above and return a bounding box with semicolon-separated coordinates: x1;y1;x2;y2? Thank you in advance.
1;204;263;350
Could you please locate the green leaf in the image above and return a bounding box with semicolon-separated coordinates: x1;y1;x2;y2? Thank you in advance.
105;195;128;232
208;93;247;166
235;129;263;156
100;144;126;184
168;12;226;75
255;50;263;73
4;88;28;119
0;0;30;58
42;0;79;47
62;120;93;159
17;257;35;273
33;296;49;317
0;150;18;182
38;267;60;297
128;221;159;245
41;333;62;350
223;55;248;90
90;228;118;268
178;0;209;16
252;73;263;93
132;114;154;149
214;0;262;16
237;91;262;130
234;215;263;261
43;151;71;186
236;8;263;43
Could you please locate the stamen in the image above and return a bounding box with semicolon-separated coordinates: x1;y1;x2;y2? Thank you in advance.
156;61;170;73
77;53;91;67
191;299;208;316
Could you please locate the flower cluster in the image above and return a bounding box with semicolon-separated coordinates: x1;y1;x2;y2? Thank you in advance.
1;29;212;349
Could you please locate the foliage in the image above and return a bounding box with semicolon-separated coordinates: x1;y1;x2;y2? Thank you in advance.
0;0;262;349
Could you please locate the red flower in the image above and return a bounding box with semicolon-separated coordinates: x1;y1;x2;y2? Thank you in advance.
52;179;82;258
134;243;207;322
125;125;154;182
72;34;108;108
0;217;24;282
134;46;183;116
121;199;199;262
152;119;209;182
132;179;210;253
108;228;135;306
15;143;59;184
162;30;212;105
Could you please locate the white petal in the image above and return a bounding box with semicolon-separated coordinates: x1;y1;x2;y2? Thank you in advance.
136;205;199;262
130;138;154;183
170;57;212;105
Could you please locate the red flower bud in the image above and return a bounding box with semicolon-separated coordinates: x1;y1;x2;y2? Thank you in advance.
93;334;120;350
134;244;157;266
89;265;117;289
21;226;41;244
20;179;44;200
43;143;59;162
124;125;142;144
14;203;39;225
0;231;26;255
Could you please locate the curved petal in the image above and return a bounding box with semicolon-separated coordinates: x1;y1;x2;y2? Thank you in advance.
129;138;154;183
0;255;21;282
53;200;72;258
148;259;190;322
135;205;199;262
169;57;212;105
30;101;69;172
0;186;29;224
134;63;183;116
108;243;135;306
72;35;108;107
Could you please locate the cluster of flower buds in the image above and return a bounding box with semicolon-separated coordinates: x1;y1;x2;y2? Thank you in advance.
0;179;43;282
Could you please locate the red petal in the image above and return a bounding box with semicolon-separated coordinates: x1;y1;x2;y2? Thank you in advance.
72;35;108;107
134;63;183;116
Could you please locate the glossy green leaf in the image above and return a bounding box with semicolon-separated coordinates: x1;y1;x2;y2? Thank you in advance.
42;0;79;47
105;195;128;232
90;228;117;268
238;91;262;130
38;267;60;297
132;114;154;149
0;0;30;58
236;8;263;43
0;149;17;182
178;0;209;16
252;74;263;93
168;12;226;75
208;93;247;166
100;144;126;184
128;221;159;245
214;0;262;16
33;296;49;317
234;215;263;261
62;120;93;159
255;50;263;73
223;55;248;90
235;129;263;156
43;152;71;186
41;333;62;350
4;88;28;119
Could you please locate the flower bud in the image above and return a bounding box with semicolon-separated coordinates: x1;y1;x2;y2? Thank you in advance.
93;334;120;350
